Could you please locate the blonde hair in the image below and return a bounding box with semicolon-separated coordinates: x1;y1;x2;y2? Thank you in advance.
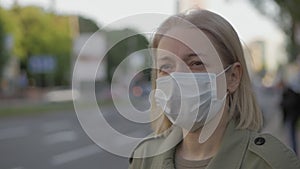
150;9;263;134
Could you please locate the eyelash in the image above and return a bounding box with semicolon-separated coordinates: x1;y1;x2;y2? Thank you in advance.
190;61;203;66
158;61;204;74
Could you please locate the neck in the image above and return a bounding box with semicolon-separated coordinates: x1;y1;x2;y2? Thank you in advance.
176;111;228;161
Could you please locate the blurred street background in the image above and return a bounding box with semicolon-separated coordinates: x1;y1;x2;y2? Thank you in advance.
0;0;300;169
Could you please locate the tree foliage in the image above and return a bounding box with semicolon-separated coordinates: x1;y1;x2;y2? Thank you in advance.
106;28;149;83
249;0;300;61
0;5;73;86
0;8;9;78
78;16;99;33
0;4;149;87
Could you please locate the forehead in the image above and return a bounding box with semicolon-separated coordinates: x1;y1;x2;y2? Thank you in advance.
157;36;190;57
158;36;189;50
157;28;214;55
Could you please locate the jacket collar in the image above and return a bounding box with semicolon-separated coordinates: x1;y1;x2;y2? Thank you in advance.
159;121;250;169
206;121;250;169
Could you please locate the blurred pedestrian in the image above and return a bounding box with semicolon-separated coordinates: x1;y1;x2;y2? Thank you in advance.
18;70;28;97
280;57;300;155
129;9;300;169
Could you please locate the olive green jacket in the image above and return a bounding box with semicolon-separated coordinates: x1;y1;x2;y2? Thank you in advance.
129;121;300;169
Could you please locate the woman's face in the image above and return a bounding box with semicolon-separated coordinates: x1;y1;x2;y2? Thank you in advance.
156;27;228;98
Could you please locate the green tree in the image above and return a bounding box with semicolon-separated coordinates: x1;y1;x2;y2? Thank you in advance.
105;28;149;83
248;0;300;62
5;6;73;86
0;8;9;79
78;16;99;33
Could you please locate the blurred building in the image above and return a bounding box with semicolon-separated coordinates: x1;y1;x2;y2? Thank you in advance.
247;38;286;87
1;56;19;96
176;0;205;12
72;32;107;94
247;40;266;73
1;34;20;96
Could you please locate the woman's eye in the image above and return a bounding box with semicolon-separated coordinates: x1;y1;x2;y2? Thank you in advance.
159;64;173;73
160;64;171;71
190;61;204;67
189;61;206;72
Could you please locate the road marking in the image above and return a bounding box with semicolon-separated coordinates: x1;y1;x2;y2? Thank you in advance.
0;126;29;140
10;167;24;169
43;130;78;145
41;120;71;133
51;144;101;166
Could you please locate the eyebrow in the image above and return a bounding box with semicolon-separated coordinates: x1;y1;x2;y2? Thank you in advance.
157;52;205;61
186;53;198;58
183;53;204;61
157;55;173;61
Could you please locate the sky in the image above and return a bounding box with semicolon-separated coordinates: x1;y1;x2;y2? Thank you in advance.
0;0;283;43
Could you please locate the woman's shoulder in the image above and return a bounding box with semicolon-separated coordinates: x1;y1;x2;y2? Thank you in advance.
129;132;176;169
129;127;182;167
245;131;300;169
131;126;182;158
131;133;167;158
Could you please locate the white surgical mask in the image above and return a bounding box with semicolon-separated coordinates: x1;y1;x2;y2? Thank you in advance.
154;65;231;132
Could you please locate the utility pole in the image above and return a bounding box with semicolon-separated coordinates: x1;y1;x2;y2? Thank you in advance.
50;0;56;13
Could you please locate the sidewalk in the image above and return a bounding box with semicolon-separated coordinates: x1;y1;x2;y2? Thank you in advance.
0;87;48;108
256;85;300;156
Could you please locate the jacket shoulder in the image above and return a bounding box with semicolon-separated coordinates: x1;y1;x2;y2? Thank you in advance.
128;133;168;169
248;132;300;169
131;133;166;159
129;128;181;169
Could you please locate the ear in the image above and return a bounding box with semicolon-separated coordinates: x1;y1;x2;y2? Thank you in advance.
226;62;242;93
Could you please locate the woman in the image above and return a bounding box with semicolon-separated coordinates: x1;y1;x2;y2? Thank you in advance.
129;9;300;169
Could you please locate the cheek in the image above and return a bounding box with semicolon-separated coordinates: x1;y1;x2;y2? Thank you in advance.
215;74;227;99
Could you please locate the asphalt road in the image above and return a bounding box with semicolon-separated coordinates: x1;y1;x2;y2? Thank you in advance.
1;86;299;169
0;103;152;169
